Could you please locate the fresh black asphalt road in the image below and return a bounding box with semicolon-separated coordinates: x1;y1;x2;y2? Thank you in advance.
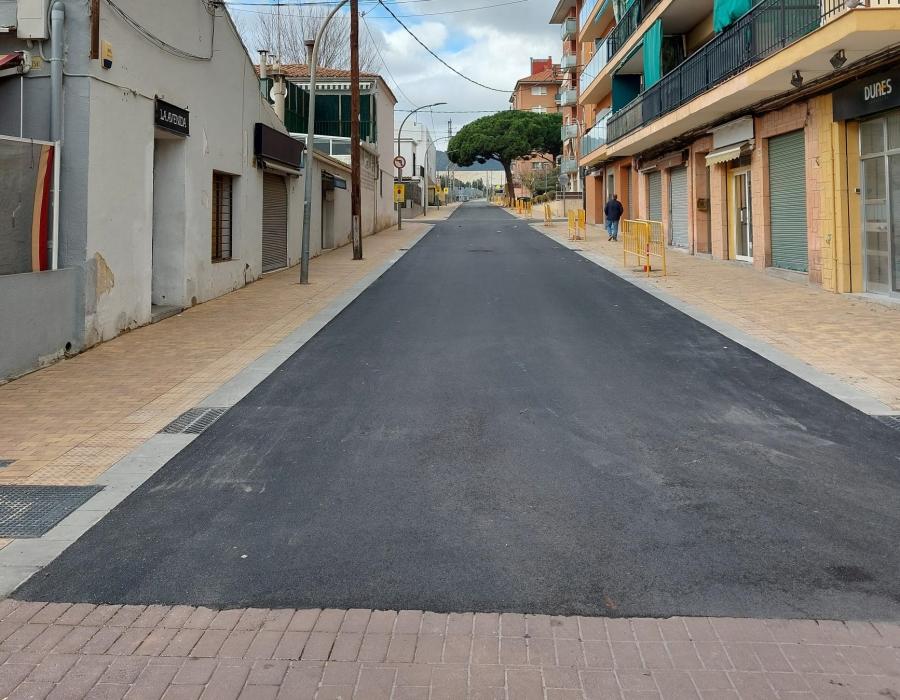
17;203;900;619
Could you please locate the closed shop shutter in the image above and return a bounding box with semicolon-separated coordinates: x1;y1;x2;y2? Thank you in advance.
648;170;662;222
262;173;288;273
768;131;808;272
669;166;689;247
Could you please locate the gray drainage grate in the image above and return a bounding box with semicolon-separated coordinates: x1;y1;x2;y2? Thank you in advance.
0;485;104;538
874;415;900;432
161;407;229;435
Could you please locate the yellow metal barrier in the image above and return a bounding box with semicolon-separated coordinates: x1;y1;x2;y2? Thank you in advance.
568;208;587;240
543;204;552;227
622;219;667;276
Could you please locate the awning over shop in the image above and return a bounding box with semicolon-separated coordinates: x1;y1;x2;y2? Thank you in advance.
0;52;26;79
705;140;752;166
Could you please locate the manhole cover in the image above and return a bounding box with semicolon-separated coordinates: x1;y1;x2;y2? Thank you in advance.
0;485;103;538
161;407;229;435
874;415;900;432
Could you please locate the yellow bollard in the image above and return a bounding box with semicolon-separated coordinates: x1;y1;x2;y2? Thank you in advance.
578;209;586;241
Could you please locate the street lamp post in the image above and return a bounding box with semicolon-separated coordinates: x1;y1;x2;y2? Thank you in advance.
396;102;446;230
300;0;350;285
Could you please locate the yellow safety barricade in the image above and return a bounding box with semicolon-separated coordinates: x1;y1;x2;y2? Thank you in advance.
622;219;667;276
568;208;587;241
543;204;552;227
578;209;586;240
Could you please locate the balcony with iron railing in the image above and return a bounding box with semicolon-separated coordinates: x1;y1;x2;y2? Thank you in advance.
581;114;609;158
561;123;579;140
561;16;578;40
606;0;895;146
579;0;617;41
607;0;662;59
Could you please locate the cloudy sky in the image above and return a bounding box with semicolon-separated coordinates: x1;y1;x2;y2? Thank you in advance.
227;0;560;143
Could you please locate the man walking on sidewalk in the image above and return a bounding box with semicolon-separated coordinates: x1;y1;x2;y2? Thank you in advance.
605;193;624;241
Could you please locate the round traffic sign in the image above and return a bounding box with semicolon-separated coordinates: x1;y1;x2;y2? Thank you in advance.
393;155;407;169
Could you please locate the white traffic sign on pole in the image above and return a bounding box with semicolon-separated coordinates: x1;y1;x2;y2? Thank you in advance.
393;155;407;170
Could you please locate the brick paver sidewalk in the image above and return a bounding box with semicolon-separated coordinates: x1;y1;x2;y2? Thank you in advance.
530;217;900;412
0;221;440;551
0;602;897;699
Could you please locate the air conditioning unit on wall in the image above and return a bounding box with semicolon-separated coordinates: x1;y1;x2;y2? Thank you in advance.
17;0;50;40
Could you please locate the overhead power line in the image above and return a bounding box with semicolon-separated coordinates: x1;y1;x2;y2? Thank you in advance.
376;0;510;93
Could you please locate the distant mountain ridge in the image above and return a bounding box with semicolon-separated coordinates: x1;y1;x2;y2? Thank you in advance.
436;151;504;171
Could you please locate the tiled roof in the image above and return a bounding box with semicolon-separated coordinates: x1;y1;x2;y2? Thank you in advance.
255;64;380;80
515;67;563;86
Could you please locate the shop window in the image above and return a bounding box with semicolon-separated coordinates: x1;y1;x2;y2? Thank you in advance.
212;172;234;262
861;120;885;156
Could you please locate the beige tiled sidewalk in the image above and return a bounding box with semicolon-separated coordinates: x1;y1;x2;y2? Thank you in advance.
0;219;446;551
0;602;896;699
531;217;900;412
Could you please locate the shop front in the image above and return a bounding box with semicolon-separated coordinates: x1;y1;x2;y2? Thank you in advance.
834;66;900;298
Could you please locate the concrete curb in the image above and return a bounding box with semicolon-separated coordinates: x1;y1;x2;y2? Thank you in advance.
0;225;435;597
537;225;897;417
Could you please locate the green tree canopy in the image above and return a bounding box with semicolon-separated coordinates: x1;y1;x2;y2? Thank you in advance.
447;111;563;205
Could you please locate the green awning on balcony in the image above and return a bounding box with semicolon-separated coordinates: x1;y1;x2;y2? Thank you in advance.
713;0;752;32
642;19;663;88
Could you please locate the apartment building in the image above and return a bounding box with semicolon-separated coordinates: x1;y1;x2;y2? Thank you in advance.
510;58;564;196
554;0;900;299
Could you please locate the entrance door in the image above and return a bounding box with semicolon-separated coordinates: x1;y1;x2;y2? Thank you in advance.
860;114;900;296
669;165;689;248
261;173;288;273
734;171;753;261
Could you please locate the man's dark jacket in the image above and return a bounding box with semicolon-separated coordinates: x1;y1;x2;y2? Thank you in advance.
604;199;624;222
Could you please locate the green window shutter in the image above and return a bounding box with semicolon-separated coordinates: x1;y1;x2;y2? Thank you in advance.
713;0;752;32
642;20;663;89
768;130;808;272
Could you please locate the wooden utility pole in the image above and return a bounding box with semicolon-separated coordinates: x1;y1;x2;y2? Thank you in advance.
350;0;363;260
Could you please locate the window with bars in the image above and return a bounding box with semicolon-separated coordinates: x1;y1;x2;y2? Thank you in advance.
211;172;234;262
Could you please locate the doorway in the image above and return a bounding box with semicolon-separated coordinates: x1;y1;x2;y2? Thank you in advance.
860;113;900;296
733;170;752;261
151;136;186;314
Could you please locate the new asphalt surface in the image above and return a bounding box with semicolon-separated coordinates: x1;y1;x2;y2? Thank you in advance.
17;203;900;619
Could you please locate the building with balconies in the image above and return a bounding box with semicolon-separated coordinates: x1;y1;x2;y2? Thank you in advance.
551;0;585;194
562;0;900;300
510;58;564;197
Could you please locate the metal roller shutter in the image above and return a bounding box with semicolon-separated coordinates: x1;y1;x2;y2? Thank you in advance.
669;166;689;248
648;170;662;222
768;131;808;272
262;173;288;273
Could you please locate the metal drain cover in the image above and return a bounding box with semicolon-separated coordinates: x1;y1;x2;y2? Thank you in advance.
161;407;229;435
874;415;900;432
0;485;103;538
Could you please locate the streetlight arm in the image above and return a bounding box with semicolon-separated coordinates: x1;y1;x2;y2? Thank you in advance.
395;102;446;230
300;0;350;284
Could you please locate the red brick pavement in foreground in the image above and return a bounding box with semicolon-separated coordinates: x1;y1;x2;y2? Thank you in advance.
0;600;897;699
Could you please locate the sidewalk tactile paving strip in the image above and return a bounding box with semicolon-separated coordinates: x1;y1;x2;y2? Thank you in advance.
0;485;103;537
160;407;228;435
